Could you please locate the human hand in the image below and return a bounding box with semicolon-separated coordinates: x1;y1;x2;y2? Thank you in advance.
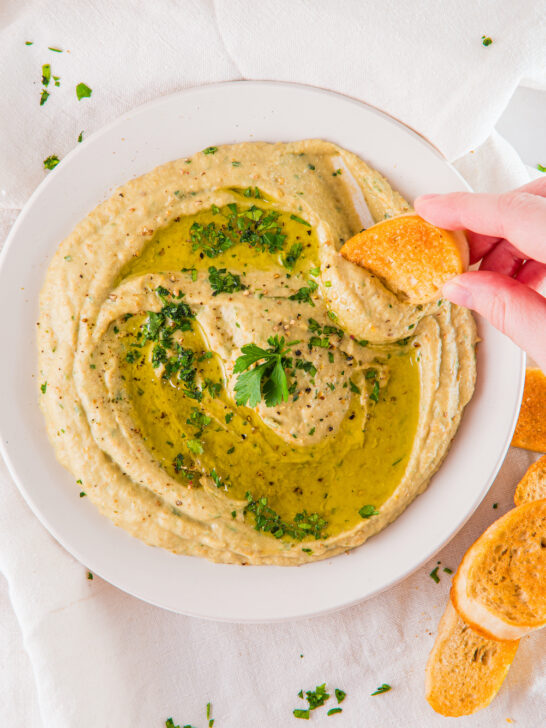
415;178;546;371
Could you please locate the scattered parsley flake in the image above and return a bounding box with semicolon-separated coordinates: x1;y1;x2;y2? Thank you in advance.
359;504;379;519
293;709;310;719
25;41;33;45
334;689;346;703
40;381;47;394
290;214;311;226
371;684;391;696
48;47;63;52
203;146;218;155
76;82;92;100
538;164;546;173
283;242;303;269
40;88;50;106
78;131;84;143
87;571;93;580
429;566;440;583
43;155;60;170
327;708;342;716
481;35;493;46
443;567;453;574
493;502;498;509
232;160;241;167
79;491;86;497
42;64;51;86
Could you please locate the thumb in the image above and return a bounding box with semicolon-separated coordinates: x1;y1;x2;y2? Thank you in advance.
442;271;546;371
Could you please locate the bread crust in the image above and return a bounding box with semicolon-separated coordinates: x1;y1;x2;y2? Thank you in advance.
511;368;546;453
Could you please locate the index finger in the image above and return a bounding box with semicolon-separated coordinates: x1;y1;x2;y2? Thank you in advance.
414;180;546;264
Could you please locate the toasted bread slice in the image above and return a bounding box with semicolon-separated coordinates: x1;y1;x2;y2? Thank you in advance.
515;454;546;506
451;499;546;641
511;368;546;453
340;213;469;304
425;602;519;716
426;461;544;716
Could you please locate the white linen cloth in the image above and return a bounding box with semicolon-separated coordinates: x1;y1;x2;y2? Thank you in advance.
1;2;545;726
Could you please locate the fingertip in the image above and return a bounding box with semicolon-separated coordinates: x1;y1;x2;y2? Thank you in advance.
442;278;472;308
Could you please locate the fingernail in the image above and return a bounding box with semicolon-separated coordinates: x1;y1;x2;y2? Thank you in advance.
442;280;473;308
415;193;439;204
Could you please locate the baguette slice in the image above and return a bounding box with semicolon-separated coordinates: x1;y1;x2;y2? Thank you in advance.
515;454;546;506
425;602;519;716
340;213;468;304
511;368;546;453
451;499;546;641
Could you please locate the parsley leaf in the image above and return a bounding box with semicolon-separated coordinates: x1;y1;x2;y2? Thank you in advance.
234;336;298;407
203;146;218;154
290;213;311;226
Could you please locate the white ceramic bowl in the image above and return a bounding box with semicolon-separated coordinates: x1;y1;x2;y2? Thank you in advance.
0;82;524;621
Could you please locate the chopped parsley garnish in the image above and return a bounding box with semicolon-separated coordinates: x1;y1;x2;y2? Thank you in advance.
208;266;247;296
173;453;185;473
48;47;63;52
371;684;391;696
307;318;343;350
283;242;303;269
288;280;318;305
40;381;47;394
78;131;84;143
290;214;311;226
443;567;453;574
243;186;261;198
493;502;498;509
232;160;241;167
190;202;286;259
234;336;298;408
225;412;234;424
349;380;360;394
76;82;92;100
87;572;93;580
25;41;33;45
203;146;218;155
40;88;50;106
481;35;493;46
429;566;440;583
294;683;345;719
79;491;86;497
369;380;380;403
359;504;379;519
43;155;60;170
244;492;327;541
537;164;546;173
186;407;211;436
210;469;229;490
309;266;320;276
332;169;342;176
42;64;51;86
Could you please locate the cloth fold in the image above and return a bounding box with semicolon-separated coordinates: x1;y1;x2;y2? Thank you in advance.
1;1;545;726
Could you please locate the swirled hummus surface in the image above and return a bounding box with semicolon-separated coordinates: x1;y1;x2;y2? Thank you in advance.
38;140;477;565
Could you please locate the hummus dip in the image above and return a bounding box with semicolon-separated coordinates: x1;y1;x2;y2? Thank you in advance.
38;140;476;565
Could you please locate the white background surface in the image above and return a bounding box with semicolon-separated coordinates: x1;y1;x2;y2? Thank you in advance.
1;2;545;726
